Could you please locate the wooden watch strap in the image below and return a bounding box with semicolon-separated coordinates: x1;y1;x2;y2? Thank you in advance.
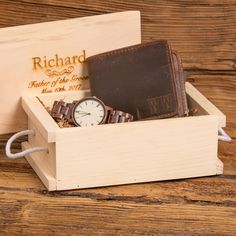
108;110;133;123
51;100;133;125
51;101;75;122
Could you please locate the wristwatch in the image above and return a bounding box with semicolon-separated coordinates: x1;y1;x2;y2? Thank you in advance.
51;97;133;127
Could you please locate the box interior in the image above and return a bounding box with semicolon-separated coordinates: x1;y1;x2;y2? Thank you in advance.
21;82;225;146
34;87;209;129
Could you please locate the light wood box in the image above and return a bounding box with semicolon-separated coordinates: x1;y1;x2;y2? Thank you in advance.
21;82;225;191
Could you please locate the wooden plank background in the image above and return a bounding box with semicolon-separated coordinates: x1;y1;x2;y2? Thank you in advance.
0;1;235;235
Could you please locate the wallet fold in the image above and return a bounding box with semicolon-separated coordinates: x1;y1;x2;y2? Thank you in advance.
87;40;189;120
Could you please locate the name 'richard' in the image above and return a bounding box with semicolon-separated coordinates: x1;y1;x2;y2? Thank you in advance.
32;50;86;71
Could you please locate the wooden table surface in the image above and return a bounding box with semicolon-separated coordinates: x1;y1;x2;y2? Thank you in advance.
0;1;235;235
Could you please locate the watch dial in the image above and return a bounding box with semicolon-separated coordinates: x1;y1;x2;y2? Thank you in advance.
73;98;106;127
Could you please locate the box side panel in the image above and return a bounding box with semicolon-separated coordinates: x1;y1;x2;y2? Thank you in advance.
22;96;60;142
186;82;226;127
22;142;57;191
55;115;219;190
27;119;56;179
0;11;141;134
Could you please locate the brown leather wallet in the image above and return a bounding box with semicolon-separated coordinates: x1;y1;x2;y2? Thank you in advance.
87;40;189;120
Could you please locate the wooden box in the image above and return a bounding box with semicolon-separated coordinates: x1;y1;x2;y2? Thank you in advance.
21;82;225;191
1;11;226;191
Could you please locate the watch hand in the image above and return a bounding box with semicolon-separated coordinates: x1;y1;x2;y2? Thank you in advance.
77;113;91;117
76;114;90;119
75;111;90;115
81;114;90;117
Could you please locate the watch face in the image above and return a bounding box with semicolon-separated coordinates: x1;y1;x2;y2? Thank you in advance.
72;97;106;127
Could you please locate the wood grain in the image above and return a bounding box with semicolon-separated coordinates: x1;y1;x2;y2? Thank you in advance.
0;1;235;235
0;0;236;71
0;11;141;135
0;187;236;236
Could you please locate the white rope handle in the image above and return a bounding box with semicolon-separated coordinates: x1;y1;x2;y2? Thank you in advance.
5;129;48;159
218;127;232;142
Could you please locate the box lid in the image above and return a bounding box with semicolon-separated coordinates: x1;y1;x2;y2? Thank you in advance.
0;11;141;134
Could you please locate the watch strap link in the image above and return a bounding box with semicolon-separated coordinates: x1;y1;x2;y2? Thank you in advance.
108;110;133;123
51;101;75;122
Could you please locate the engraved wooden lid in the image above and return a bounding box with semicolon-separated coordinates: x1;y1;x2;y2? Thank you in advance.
0;11;141;134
